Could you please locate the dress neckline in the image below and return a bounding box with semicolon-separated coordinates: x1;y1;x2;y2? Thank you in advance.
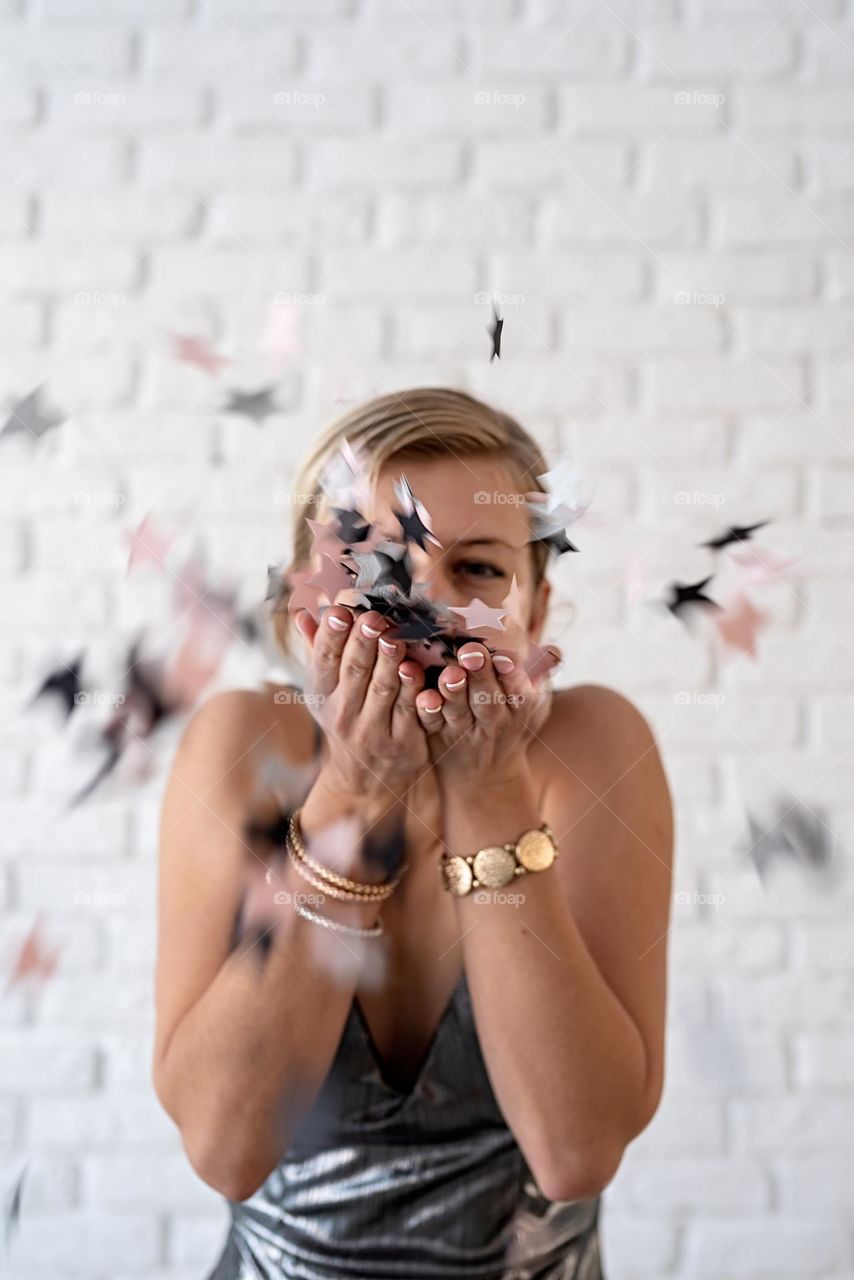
351;969;467;1099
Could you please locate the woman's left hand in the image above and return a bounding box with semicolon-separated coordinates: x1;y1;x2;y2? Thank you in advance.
414;640;560;793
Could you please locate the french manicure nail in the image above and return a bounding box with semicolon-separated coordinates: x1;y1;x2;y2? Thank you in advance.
328;615;348;631
378;636;397;653
445;675;467;690
398;669;414;683
459;651;484;669
493;655;515;671
361;621;384;637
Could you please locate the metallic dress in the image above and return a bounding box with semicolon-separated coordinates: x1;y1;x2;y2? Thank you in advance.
206;966;605;1280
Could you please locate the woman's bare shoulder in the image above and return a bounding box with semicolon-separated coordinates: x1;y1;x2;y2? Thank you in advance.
535;682;666;786
168;681;318;780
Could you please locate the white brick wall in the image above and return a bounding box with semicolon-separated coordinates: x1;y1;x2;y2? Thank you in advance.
1;2;853;1277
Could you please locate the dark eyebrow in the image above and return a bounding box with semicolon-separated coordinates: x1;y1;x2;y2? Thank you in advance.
455;538;517;550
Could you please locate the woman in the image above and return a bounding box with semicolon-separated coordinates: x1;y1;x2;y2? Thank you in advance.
152;387;674;1279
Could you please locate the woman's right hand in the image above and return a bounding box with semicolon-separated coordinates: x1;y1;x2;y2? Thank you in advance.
294;604;431;810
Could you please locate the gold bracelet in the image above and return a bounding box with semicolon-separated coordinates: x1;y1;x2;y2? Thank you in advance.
439;822;558;897
288;810;406;900
288;843;394;903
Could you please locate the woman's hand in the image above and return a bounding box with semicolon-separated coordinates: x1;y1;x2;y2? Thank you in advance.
413;640;560;794
294;605;431;809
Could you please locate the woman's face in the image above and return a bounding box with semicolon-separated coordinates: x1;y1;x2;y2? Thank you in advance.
331;451;551;649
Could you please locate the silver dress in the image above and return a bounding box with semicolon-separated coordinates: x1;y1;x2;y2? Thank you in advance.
206;967;605;1279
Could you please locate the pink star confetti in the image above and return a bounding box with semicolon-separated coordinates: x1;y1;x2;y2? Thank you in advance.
7;916;59;990
285;568;324;621
448;596;509;633
711;590;772;661
307;554;354;606
126;515;175;573
172;333;231;377
727;545;799;586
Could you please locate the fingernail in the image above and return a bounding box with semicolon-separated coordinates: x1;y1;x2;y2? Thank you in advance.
328;615;349;631
422;704;442;714
398;669;414;683
361;621;384;637
378;636;397;653
492;655;515;671
445;675;467;690
459;651;484;670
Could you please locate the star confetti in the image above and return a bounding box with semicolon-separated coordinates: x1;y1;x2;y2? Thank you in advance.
710;590;772;661
664;575;721;623
223;385;279;424
306;553;354;606
742;795;834;886
126;514;175;573
172;333;230;377
3;1161;28;1254
318;438;374;510
727;544;799;585
28;654;85;720
700;521;771;552
448;596;509;633
0;384;66;444
392;474;442;551
6;916;59;990
488;303;503;361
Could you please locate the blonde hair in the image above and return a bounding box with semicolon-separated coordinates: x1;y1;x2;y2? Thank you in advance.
273;386;552;663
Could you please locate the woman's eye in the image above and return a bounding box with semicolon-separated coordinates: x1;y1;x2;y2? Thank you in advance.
456;561;505;579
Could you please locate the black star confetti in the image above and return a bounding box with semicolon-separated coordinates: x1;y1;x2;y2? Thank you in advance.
0;384;66;444
664;575;721;621
28;654;86;720
700;521;771;552
743;795;834;886
223;385;279;424
488;303;503;361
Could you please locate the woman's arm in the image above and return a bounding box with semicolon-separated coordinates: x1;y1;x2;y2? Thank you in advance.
439;683;673;1203
151;689;388;1202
